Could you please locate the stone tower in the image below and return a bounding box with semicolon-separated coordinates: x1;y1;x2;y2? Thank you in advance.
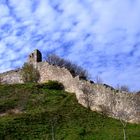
28;49;42;64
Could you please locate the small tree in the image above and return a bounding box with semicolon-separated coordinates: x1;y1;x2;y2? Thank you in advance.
117;111;129;140
120;85;129;92
94;75;103;84
47;54;65;67
116;84;129;92
21;63;40;83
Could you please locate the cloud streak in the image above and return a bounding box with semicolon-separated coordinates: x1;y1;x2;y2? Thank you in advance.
0;0;140;91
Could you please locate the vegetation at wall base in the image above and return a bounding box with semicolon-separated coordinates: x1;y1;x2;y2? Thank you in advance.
0;83;140;140
21;63;40;83
42;80;64;90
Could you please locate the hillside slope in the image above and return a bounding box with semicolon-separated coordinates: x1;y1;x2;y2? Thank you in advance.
0;84;140;140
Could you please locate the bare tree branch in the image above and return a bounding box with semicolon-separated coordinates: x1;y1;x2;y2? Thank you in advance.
46;54;89;80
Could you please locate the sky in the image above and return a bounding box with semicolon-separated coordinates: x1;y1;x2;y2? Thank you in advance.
0;0;140;91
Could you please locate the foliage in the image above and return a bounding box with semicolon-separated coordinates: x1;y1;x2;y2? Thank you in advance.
116;84;130;92
120;85;130;92
43;80;64;90
21;63;40;83
46;54;89;80
0;84;140;140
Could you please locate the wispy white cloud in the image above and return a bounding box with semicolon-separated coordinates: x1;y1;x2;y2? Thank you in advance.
0;0;140;91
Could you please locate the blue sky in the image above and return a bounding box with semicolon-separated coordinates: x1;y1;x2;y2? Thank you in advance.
0;0;140;91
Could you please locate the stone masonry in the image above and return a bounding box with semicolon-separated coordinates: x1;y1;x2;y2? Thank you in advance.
0;49;140;124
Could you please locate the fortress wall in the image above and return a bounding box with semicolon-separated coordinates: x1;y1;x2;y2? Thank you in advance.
37;62;83;97
89;84;140;123
0;69;23;84
36;62;140;124
0;51;139;124
0;61;139;123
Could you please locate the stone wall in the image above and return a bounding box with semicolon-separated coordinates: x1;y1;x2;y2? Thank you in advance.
36;62;140;124
89;84;140;124
0;69;23;84
37;62;82;97
0;61;139;124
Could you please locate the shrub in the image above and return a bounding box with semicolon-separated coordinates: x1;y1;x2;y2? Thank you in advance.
46;54;89;80
43;80;64;90
116;84;130;92
21;63;40;83
46;54;65;66
120;85;129;92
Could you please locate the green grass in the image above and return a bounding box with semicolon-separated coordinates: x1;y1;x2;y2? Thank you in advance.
0;83;139;140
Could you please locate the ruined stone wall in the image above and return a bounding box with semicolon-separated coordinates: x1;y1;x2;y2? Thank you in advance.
37;62;82;96
89;84;140;124
36;62;140;124
0;61;139;124
0;69;23;84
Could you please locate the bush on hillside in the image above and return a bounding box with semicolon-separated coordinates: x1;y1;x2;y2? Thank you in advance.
43;80;64;90
46;54;89;80
21;63;40;83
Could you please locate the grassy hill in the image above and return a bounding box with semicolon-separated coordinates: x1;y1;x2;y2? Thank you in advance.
0;83;140;140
